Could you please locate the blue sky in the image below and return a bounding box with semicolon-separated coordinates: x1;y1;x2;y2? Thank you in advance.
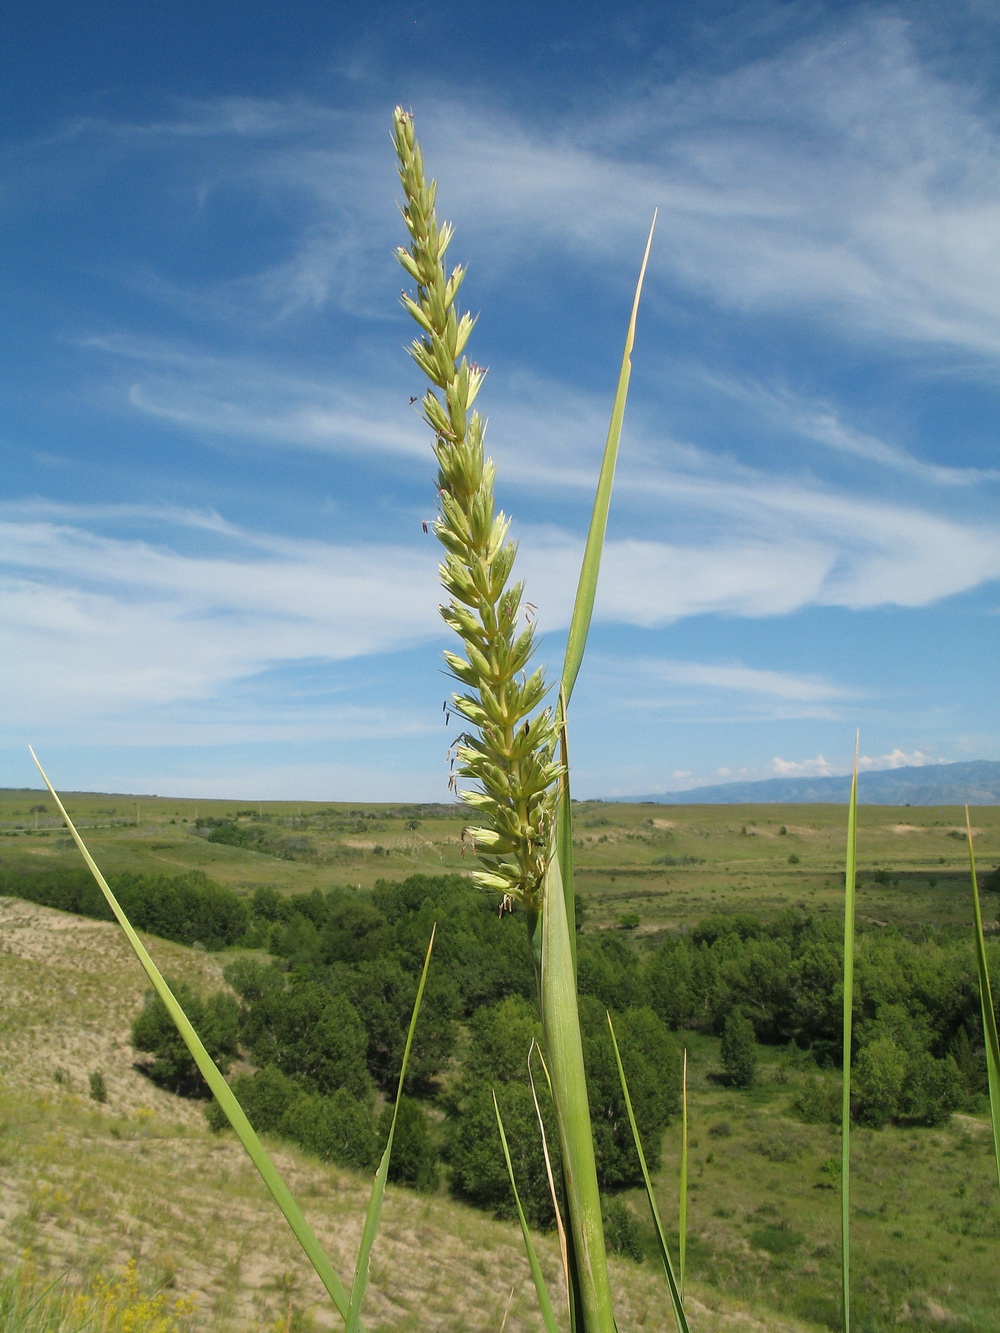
2;0;999;800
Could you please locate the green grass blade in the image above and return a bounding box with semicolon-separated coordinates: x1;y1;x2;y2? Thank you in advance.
555;218;654;960
966;806;1000;1194
841;736;859;1333
528;1041;571;1315
347;927;435;1333
2;1267;71;1333
606;1014;688;1333
679;1049;688;1299
493;1091;562;1333
29;748;354;1326
560;213;656;707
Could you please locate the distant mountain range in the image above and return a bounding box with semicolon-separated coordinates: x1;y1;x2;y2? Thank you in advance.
613;760;1000;806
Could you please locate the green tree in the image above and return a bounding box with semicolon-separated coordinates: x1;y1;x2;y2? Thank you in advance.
446;1081;558;1229
131;981;239;1097
377;1095;439;1191
720;1009;757;1089
852;1036;907;1128
581;998;681;1187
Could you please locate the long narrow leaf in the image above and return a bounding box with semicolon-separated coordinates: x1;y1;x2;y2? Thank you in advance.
347;927;436;1333
679;1049;688;1299
555;689;578;963
555;217;654;952
966;806;1000;1194
528;1040;571;1319
606;1013;689;1333
29;748;354;1326
560;212;656;706
493;1092;561;1333
841;737;859;1333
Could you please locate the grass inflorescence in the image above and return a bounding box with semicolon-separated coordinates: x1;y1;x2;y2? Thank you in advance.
393;107;562;917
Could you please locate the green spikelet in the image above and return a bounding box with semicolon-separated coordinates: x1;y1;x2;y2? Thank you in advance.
393;107;561;912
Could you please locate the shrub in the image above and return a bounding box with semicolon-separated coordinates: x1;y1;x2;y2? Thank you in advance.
603;1198;645;1263
852;1035;907;1128
377;1095;439;1191
793;1076;841;1125
581;999;681;1187
447;1080;559;1229
720;1008;757;1089
900;1051;963;1127
131;981;239;1097
280;1088;377;1172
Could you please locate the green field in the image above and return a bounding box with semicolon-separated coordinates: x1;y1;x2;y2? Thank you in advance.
2;787;997;932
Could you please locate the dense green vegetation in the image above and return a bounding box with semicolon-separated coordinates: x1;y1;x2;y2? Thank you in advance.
40;864;979;1234
0;866;249;949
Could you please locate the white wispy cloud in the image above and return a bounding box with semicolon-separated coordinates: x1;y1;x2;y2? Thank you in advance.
768;748;945;779
577;653;859;724
693;372;1000;486
0;512;440;730
82;335;427;461
39;11;1000;360
857;747;943;771
769;754;839;778
83;330;1000;620
517;498;1000;625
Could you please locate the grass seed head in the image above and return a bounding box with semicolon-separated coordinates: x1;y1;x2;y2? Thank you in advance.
393;106;561;911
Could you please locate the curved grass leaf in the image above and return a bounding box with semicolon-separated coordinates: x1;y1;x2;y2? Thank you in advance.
347;927;436;1333
560;212;656;707
493;1091;561;1333
606;1013;689;1333
966;806;1000;1195
29;748;354;1327
841;737;859;1333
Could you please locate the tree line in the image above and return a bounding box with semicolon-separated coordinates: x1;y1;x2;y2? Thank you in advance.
4;864;996;1224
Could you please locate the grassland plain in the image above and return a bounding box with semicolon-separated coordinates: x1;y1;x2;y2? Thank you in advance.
2;790;999;1330
1;787;997;931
